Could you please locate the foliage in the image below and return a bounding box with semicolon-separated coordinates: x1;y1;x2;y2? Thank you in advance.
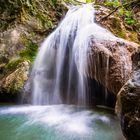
0;0;66;31
118;7;135;25
86;0;92;3
105;0;120;8
96;0;140;34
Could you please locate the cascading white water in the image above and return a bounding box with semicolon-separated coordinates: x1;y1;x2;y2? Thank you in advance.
31;4;95;105
31;4;123;105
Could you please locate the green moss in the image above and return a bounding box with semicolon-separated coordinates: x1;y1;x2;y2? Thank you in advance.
86;0;92;3
111;18;126;38
5;34;38;73
0;0;67;31
19;33;38;62
5;57;25;73
128;31;139;43
113;28;126;38
19;40;38;62
105;0;120;8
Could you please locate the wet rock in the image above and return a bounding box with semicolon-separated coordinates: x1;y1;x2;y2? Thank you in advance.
0;61;30;98
76;37;139;94
0;25;45;62
116;65;140;140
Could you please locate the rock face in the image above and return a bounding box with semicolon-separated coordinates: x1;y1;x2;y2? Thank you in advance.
79;38;139;94
116;62;140;140
0;26;32;61
0;0;67;99
0;61;30;102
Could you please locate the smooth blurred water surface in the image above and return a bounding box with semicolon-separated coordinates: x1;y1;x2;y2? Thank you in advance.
0;105;124;140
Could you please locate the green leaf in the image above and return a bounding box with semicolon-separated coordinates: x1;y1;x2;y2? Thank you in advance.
118;7;125;16
86;0;92;3
125;17;135;24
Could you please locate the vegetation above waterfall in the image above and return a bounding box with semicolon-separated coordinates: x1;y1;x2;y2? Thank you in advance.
95;0;140;37
0;0;67;31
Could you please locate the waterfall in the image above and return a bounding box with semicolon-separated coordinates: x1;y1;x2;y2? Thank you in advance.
31;4;120;105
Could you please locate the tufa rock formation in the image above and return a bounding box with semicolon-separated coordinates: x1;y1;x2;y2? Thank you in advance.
85;39;139;94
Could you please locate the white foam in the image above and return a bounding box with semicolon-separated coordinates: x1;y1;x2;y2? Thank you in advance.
0;105;104;135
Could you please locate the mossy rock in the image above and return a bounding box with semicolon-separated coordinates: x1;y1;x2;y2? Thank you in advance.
0;61;30;94
0;0;68;31
108;17;126;38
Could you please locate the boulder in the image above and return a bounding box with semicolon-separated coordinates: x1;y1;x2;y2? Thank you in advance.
76;35;139;94
0;61;30;101
116;65;140;140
